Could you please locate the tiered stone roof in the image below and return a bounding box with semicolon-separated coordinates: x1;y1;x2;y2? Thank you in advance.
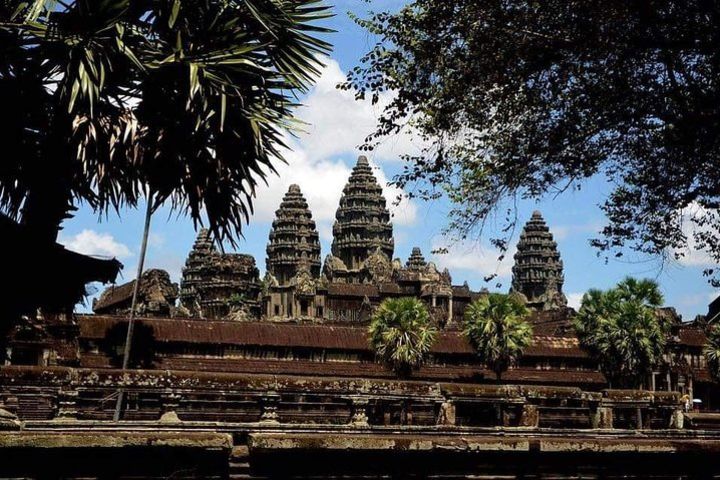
266;185;321;284
511;211;567;310
179;229;261;318
331;156;394;272
406;247;428;269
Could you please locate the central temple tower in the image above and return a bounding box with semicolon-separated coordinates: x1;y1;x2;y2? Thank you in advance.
331;156;394;273
511;211;567;311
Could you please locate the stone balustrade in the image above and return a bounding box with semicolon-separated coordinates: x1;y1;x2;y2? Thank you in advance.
0;366;686;431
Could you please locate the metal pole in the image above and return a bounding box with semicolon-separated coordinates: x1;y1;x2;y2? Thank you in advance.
113;195;154;421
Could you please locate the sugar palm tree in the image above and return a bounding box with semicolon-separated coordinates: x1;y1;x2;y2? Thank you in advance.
368;297;437;376
705;324;720;382
574;277;668;388
0;0;331;247
463;293;532;381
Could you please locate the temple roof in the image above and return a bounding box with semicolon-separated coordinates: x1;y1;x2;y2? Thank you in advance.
331;156;394;273
511;211;567;310
2;214;122;318
406;247;427;269
78;314;589;358
266;184;321;284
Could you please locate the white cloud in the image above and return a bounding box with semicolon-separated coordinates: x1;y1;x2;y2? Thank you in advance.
60;230;132;259
566;292;585;310
296;57;424;163
674;202;719;267
430;238;516;280
247;58;420;230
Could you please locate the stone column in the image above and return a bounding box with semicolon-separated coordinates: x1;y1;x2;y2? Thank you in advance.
519;404;539;428
349;396;370;427
670;409;685;429
260;392;281;423
436;400;456;426
593;406;613;429
56;389;79;421
159;391;182;423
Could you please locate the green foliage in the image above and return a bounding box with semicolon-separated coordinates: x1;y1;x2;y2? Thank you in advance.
0;0;332;245
346;1;720;281
574;278;668;388
368;297;437;375
463;293;532;380
704;324;720;383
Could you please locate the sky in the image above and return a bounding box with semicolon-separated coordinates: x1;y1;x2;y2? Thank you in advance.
60;0;718;320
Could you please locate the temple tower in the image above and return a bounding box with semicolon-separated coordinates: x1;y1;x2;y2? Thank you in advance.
266;185;321;284
179;229;261;319
331;156;394;275
511;211;568;310
406;247;428;270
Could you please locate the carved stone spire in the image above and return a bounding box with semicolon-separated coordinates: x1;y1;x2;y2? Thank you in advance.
266;184;321;284
511;211;568;310
179;229;261;319
406;247;427;270
331;156;394;274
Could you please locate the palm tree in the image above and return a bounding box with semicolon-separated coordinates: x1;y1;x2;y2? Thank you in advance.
0;0;330;320
0;0;331;246
368;297;437;376
574;277;668;388
463;293;533;381
704;324;720;382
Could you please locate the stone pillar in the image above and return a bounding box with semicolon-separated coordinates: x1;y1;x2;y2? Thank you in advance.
519;404;539;428
670;409;685;429
447;297;453;325
436;400;456;426
159;391;182;423
56;389;79;421
593;406;613;429
260;392;280;423
349;396;370;427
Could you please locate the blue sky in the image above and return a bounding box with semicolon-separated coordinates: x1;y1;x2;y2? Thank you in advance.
60;0;718;319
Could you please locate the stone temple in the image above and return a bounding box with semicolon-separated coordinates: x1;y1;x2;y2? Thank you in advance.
3;155;720;478
511;210;568;310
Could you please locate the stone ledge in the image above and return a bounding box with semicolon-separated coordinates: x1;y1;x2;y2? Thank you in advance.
248;432;720;454
0;431;233;450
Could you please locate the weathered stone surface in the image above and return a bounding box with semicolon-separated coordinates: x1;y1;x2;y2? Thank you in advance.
179;229;261;319
330;156;394;282
266;185;321;284
94;269;178;317
511;211;568;310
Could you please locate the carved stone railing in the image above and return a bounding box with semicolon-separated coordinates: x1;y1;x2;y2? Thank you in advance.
0;366;684;431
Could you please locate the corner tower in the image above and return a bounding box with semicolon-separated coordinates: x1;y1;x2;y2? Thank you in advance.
331;156;394;272
511;211;567;310
266;184;321;284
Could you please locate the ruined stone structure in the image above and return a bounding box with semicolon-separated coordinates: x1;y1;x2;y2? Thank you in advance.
511;210;568;310
93;269;178;317
327;156;394;283
7;156;720;478
178;229;262;319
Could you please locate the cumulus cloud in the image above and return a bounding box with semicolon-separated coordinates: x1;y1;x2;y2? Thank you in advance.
674;202;719;267
296;57;424;163
430;239;516;280
247;58;419;231
59;230;132;259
